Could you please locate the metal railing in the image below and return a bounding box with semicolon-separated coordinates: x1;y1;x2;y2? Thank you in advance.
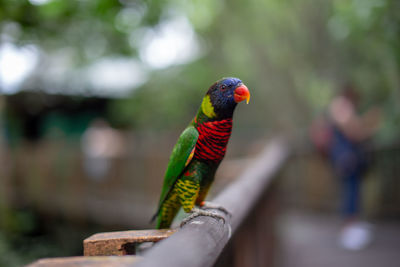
28;139;289;267
136;139;289;267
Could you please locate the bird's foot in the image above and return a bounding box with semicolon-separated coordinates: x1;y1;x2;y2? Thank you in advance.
180;207;226;228
200;201;232;218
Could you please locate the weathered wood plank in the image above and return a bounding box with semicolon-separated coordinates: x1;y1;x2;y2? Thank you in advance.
26;256;140;267
135;139;289;267
84;229;176;256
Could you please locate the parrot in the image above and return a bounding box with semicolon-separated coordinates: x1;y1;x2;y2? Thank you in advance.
152;77;250;229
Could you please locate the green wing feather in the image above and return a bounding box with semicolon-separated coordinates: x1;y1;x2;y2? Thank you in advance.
151;126;199;221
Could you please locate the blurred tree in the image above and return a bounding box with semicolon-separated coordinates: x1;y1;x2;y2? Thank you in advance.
327;0;400;143
0;0;399;142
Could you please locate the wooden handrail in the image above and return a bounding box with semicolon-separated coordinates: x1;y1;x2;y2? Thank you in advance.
136;139;289;267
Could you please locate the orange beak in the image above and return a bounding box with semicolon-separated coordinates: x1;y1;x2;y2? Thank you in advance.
234;84;250;104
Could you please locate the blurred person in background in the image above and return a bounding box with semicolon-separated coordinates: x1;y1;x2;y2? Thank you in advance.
81;118;126;181
311;84;381;250
329;85;381;250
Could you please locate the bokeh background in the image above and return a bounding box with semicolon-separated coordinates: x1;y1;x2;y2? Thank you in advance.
0;0;400;266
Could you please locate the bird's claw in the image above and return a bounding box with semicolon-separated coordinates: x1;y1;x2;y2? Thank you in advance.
200;201;232;218
180;207;226;228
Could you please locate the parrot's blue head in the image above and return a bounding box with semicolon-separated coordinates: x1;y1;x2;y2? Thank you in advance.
206;77;250;119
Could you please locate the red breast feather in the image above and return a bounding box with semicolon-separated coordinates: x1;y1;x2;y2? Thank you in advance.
194;119;233;162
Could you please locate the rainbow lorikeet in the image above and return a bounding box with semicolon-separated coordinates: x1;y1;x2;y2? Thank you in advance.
152;77;250;229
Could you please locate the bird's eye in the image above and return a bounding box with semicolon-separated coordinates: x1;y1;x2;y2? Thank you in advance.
221;84;226;90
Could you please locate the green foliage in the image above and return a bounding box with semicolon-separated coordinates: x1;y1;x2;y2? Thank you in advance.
108;61;214;129
1;0;399;141
0;206;99;267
